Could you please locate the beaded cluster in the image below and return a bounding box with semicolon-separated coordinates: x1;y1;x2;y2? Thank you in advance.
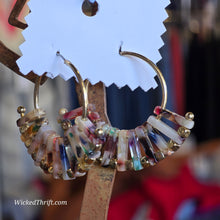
17;104;194;180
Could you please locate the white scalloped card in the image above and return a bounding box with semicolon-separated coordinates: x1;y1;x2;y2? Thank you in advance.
17;0;169;91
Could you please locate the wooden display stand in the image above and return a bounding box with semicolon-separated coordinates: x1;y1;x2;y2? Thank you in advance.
0;1;116;219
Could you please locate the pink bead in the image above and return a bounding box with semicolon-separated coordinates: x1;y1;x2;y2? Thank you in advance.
52;138;63;179
154;106;162;115
63;107;83;120
88;112;100;121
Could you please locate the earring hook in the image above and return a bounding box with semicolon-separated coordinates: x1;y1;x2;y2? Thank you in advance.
34;75;42;110
56;51;88;119
119;46;167;110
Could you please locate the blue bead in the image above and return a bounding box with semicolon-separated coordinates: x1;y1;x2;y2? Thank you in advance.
59;144;71;171
149;131;157;143
133;159;143;171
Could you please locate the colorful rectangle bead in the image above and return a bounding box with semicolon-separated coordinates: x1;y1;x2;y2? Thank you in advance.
117;130;128;171
147;116;184;145
154;106;194;129
135;126;158;163
128;130;143;171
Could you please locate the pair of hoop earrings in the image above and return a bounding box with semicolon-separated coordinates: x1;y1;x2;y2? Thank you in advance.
16;48;195;180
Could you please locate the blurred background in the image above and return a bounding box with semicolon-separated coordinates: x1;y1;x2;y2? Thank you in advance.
0;0;220;219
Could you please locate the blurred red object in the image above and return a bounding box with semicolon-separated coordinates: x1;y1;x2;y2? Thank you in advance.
108;164;220;220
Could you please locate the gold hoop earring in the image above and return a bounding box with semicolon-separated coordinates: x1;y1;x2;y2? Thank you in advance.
57;51;194;171
16;57;102;180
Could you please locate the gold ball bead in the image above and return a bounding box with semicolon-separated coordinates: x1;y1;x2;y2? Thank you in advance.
141;156;148;164
167;140;180;151
95;128;104;137
59;108;68;115
185;112;194;121
178;127;191;138
17;106;26;116
95;144;102;149
61;121;71;130
24;139;32;148
84;155;95;165
77;163;88;172
67;169;75;178
48;167;53;174
141;157;151;168
40;160;49;170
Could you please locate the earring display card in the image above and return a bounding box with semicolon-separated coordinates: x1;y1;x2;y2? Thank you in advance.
17;0;169;91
